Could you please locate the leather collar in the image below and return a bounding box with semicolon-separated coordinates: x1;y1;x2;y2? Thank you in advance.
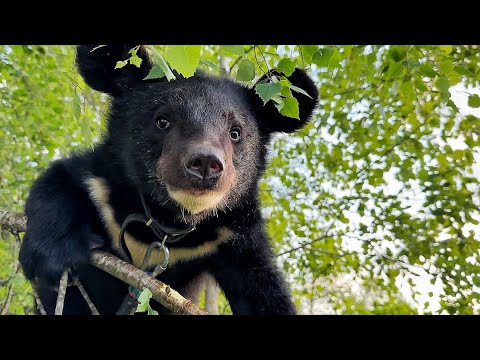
118;190;195;263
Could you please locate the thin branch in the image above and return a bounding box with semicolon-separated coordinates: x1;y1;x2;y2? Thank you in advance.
257;46;271;74
73;277;99;315
297;45;305;69
228;46;254;74
340;234;440;277
54;270;69;315
253;46;268;77
32;288;47;315
0;209;207;315
0;233;20;315
276;192;354;257
277;231;341;257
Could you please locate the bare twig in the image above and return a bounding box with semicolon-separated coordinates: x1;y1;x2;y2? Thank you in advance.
73;277;99;315
54;270;69;315
0;209;207;315
32;288;47;315
253;46;268;77
257;46;271;74
228;46;255;74
276;232;339;257
0;233;21;315
297;45;305;69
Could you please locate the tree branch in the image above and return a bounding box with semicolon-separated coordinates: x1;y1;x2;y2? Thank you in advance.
54;270;69;315
228;46;254;74
92;251;207;315
32;288;47;315
0;209;27;234
73;277;99;315
0;233;20;315
0;209;207;315
276;233;338;257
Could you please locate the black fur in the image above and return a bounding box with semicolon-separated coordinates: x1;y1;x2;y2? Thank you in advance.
19;45;318;315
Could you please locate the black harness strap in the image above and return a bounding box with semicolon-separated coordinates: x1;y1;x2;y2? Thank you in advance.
116;190;195;315
118;190;195;264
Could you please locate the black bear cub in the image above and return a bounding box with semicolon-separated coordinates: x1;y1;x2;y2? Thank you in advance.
19;45;318;314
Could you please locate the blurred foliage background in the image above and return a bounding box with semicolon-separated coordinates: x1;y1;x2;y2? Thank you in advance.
1;45;479;314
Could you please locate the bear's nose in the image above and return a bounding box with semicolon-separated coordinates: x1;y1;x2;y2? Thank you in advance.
185;151;224;181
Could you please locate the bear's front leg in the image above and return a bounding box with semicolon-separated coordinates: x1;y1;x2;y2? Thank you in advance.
209;234;296;315
19;162;101;288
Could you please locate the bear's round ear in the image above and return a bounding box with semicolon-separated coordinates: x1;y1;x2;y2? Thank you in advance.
250;68;318;134
75;45;153;96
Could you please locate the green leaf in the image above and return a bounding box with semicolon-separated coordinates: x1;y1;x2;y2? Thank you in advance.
143;65;165;80
436;77;450;93
389;46;407;62
439;45;453;54
339;212;349;224
115;60;128;69
276;58;296;76
312;48;333;67
221;45;244;56
418;63;437;78
313;48;341;68
272;95;284;106
436;77;450;100
147;306;159;315
236;59;255;81
138;288;152;303
437;153;449;172
136;301;148;313
136;288;153;313
468;94;480;108
299;45;318;63
453;65;471;76
289;84;313;99
358;203;365;216
274;102;284;113
150;50;176;81
255;82;282;105
408;113;420;128
438;60;453;75
280;82;293;98
332;146;342;160
8;275;24;286
279;97;300;119
71;98;81;120
128;48;143;68
80;116;93;150
200;59;219;70
164;45;201;78
329;50;342;68
414;76;428;92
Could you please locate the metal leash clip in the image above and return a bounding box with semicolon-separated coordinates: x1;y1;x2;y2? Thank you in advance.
140;235;170;277
116;236;170;315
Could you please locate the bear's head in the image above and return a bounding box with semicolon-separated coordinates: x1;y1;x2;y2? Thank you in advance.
76;45;318;225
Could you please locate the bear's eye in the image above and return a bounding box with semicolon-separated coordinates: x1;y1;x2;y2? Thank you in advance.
156;117;170;130
229;127;242;142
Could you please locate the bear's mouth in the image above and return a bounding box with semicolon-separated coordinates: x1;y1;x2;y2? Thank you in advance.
166;185;226;214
